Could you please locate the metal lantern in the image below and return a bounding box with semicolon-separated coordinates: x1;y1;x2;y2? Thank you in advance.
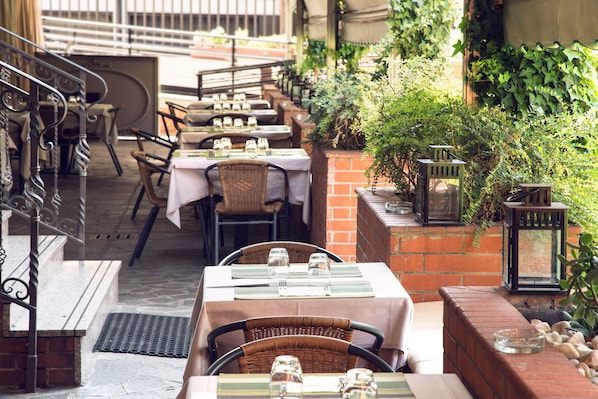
415;145;465;225
502;184;568;294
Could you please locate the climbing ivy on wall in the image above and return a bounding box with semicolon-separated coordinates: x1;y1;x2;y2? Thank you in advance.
454;0;598;117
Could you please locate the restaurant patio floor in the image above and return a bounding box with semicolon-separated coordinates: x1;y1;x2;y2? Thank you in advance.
3;136;293;398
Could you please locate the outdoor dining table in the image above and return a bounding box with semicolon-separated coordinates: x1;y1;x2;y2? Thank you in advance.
187;99;271;110
181;373;473;399
8;102;118;179
166;148;312;228
184;109;278;126
178;261;414;398
179;125;292;149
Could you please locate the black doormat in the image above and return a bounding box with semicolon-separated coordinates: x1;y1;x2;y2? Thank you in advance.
93;313;193;358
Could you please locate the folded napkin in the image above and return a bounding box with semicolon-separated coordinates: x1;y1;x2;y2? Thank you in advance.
231;263;362;279
234;278;374;300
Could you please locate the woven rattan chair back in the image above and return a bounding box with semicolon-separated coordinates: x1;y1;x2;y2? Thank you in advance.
131;150;168;208
205;335;394;375
238;335;358;374
212;160;281;215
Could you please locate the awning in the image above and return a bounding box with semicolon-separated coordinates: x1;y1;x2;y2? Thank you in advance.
504;0;598;48
302;0;390;44
341;1;390;44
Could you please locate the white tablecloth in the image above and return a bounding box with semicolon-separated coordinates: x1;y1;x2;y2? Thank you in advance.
181;262;414;387
166;149;312;228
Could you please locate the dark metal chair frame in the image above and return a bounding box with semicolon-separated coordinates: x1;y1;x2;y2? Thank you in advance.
204;160;289;264
207;315;385;363
205;335;394;376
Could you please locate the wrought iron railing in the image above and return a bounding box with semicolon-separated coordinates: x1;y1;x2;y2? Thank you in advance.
0;26;107;391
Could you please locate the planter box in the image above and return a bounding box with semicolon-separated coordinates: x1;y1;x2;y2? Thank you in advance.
310;147;374;262
355;187;582;302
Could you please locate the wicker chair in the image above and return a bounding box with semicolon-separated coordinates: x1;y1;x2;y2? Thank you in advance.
205;335;394;375
205;160;289;264
128;150;170;266
198;133;260;150
218;241;345;265
207;315;384;363
130;111;184;220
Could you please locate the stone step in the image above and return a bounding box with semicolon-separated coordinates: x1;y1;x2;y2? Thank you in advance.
2;234;121;384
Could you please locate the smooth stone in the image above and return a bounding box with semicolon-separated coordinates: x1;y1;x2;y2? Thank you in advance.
580;350;598;370
551;320;571;335
555;342;580;359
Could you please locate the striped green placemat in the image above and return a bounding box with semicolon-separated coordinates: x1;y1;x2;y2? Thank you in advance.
217;373;415;399
234;278;374;300
231;263;362;279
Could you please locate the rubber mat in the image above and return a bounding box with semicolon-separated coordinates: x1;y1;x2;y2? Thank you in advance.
93;313;193;358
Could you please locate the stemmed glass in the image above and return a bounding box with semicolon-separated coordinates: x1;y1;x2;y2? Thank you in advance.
269;355;303;399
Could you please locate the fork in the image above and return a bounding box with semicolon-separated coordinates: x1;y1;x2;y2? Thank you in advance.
278;279;287;294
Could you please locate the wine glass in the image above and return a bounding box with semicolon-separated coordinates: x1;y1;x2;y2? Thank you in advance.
269;355;303;399
340;368;378;399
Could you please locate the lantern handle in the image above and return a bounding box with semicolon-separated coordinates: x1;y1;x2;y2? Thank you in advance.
506;187;541;202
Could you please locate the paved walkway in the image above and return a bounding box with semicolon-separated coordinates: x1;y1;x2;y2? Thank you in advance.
3;138;240;398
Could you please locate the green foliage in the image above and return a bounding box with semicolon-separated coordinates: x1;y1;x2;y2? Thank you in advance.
304;70;369;150
387;0;456;59
457;0;598;118
301;39;368;75
559;233;598;337
360;57;598;232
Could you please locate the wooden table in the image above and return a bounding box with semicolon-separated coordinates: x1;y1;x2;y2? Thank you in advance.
184;109;278;126
179;125;292;149
180;372;473;399
166;148;312;228
181;262;414;392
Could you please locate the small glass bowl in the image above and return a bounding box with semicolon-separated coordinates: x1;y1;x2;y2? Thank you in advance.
384;201;412;215
494;328;545;354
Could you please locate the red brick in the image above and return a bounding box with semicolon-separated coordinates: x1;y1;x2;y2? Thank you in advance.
425;254;501;273
400;273;462;291
463;274;503;286
401;234;465;253
388;254;423;272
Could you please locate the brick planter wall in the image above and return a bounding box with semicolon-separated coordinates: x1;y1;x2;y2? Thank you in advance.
310;147;374;262
355;188;503;302
440;286;598;399
290;115;314;153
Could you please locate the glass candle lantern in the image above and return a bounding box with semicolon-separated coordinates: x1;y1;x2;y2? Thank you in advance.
415;145;465;225
502;184;568;294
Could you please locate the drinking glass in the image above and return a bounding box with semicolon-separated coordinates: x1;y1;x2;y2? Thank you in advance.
213;103;222;112
267;248;290;277
223;116;233;127
307;253;331;285
233;118;244;127
340;368;377;399
220;137;232;150
238;93;246;101
212;118;222;128
245;139;258;157
247;116;258;127
212;139;223;157
232;103;241;111
242;102;251;111
212;94;220;102
233;93;241;102
222;102;231;111
269;355;303;399
219;93;228;101
257;137;270;152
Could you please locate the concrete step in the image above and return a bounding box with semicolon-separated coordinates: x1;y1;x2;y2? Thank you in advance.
2;233;121;384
